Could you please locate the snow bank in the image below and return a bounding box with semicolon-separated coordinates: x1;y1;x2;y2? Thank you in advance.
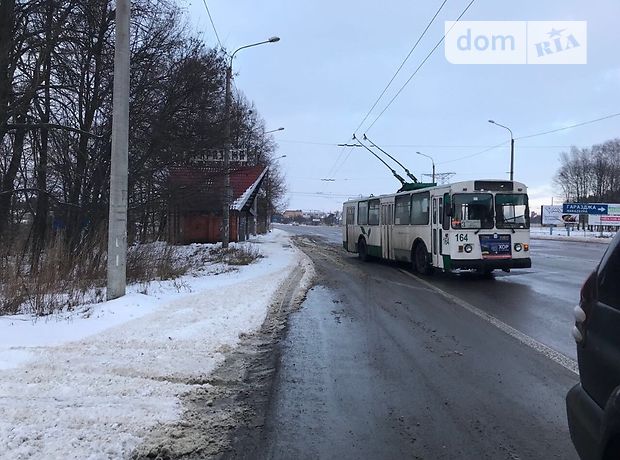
530;226;615;244
0;229;305;459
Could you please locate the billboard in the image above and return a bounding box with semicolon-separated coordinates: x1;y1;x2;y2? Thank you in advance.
541;205;579;226
589;215;620;227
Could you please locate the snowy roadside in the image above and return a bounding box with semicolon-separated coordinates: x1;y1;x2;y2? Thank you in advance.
530;226;615;244
0;229;313;459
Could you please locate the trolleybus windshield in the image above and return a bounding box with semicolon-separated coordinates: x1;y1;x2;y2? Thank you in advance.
495;194;530;229
451;193;494;230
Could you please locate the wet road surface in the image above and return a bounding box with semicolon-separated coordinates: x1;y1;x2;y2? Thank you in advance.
274;224;608;360
255;225;611;459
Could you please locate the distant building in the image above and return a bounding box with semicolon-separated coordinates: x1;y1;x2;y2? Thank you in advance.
283;210;304;220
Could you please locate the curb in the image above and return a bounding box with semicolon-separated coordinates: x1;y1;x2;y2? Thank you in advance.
530;234;611;245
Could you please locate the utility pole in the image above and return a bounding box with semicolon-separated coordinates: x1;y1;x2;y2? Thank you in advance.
106;0;130;300
222;64;232;249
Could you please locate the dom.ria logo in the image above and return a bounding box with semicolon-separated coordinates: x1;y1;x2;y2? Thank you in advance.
444;21;587;65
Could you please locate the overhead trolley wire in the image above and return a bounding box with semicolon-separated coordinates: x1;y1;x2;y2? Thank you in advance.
201;0;223;49
364;0;477;133
353;0;449;135
327;0;451;182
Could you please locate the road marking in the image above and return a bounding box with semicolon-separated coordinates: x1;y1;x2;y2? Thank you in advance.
398;269;579;375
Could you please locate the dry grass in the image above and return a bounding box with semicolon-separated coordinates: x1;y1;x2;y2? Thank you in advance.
0;235;261;317
208;244;263;266
0;235;191;317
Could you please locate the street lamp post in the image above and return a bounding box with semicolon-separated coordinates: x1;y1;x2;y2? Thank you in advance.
488;119;515;181
222;37;280;249
264;127;284;134
416;151;435;183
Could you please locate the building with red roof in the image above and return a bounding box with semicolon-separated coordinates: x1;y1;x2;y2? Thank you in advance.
167;165;267;244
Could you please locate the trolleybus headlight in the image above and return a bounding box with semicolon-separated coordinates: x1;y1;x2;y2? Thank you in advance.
464;244;473;253
514;243;522;252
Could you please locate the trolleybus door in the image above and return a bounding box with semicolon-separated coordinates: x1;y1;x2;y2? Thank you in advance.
381;203;393;259
432;196;441;267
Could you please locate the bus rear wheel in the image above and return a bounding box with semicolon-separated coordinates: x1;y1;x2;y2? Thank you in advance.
358;238;369;262
414;243;432;275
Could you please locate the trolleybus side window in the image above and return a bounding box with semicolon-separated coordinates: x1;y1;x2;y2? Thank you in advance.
451;193;494;229
346;206;355;225
411;192;430;225
368;200;380;225
438;198;443;225
443;193;451;230
394;194;411;225
358;201;368;225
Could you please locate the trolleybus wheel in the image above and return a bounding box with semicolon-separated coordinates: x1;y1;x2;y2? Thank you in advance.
415;243;432;275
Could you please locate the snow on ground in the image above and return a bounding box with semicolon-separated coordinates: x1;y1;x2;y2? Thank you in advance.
0;229;310;460
530;225;617;244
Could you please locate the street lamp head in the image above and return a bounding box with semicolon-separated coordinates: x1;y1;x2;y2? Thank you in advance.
268;36;281;43
488;120;495;124
276;127;284;131
416;151;422;155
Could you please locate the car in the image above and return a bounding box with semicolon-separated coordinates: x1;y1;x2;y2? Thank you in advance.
567;230;620;460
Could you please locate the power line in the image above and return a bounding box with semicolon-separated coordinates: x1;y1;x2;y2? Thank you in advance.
515;111;620;140
278;139;573;149
201;0;223;49
353;0;449;135
365;0;477;133
327;1;451;182
437;141;508;165
438;111;620;165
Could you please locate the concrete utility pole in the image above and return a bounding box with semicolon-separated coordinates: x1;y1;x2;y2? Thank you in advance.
488;120;515;181
221;36;280;248
106;0;130;300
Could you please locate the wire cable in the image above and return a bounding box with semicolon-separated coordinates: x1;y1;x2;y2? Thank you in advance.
364;0;477;133
515;111;620;140
438;111;620;165
201;0;223;49
353;0;449;135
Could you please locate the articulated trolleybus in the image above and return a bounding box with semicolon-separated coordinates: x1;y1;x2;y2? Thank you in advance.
342;180;531;275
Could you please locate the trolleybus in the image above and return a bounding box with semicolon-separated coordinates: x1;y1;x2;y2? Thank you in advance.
342;180;531;274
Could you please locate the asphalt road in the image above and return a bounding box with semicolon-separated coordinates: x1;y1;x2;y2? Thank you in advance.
274;224;608;360
255;224;611;459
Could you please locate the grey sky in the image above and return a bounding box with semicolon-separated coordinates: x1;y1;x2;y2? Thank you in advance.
184;0;620;212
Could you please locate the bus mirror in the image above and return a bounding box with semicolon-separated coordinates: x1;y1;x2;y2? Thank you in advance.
446;205;452;216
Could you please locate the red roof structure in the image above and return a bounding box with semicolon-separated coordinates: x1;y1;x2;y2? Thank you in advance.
168;165;267;212
167;165;268;244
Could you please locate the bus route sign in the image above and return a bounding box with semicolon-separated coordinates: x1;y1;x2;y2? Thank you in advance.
563;203;608;215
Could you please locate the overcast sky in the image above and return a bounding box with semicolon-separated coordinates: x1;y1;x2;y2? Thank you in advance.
183;0;620;212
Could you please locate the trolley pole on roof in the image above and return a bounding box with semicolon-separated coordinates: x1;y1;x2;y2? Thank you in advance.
351;134;406;187
106;0;130;300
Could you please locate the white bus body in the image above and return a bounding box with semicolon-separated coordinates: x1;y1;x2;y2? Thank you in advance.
342;180;531;273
